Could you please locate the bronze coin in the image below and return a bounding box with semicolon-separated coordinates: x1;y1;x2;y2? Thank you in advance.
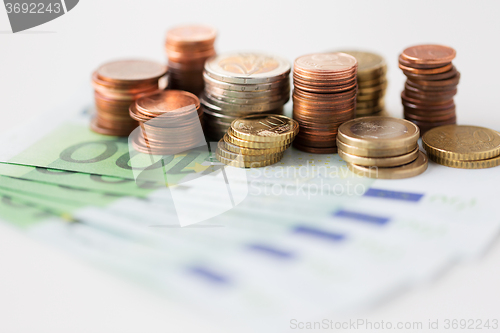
398;55;445;69
404;105;456;117
399;62;453;74
402;99;455;111
403;66;457;81
405;79;458;92
406;72;460;87
401;91;453;106
401;45;456;65
404;110;456;122
293;141;338;154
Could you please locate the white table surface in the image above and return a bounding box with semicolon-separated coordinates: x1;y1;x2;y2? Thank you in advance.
1;1;500;332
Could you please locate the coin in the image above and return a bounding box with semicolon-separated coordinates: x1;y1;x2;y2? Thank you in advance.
398;62;452;74
129;90;204;155
427;153;500;169
225;131;294;149
422;125;500;161
336;138;416;158
91;59;167;137
230;114;299;142
221;138;289;155
292;141;338;154
339;146;419;167
216;141;284;162
292;52;358;153
347;151;428;179
216;153;285;168
205;53;291;84
96;59;167;83
166;25;217;95
401;45;456;65
338;117;420;150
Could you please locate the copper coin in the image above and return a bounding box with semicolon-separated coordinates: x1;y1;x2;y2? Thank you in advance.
398;55;445;69
96;60;167;83
293;141;337;154
399;62;453;74
406;72;460;87
294;52;357;74
402;99;455;111
402;66;458;81
404;111;456;122
401;45;456;65
166;25;217;45
405;79;458;92
401;91;453;106
404;105;456;117
136;90;200;117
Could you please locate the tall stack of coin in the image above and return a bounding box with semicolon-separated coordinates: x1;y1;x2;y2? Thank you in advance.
91;59;167;136
340;51;388;117
216;114;298;168
201;53;291;141
399;44;460;134
165;25;217;96
292;52;358;153
423;125;500;169
129;90;204;155
337;117;428;179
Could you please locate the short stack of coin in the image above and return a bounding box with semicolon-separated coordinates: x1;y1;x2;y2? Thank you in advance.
129;90;204;155
399;44;460;134
337;117;428;179
292;52;358;153
341;51;388;117
423;125;500;169
165;25;217;96
201;52;291;141
216;114;298;168
91;59;167;136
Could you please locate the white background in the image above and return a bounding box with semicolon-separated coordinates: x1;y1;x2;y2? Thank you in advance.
1;0;500;332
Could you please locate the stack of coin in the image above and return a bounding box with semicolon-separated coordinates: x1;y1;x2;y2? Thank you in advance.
129;90;204;155
341;51;388;117
165;25;217;96
423;125;500;169
292;52;358;153
202;52;291;141
216;114;298;168
337;117;428;179
399;44;460;134
91;59;167;136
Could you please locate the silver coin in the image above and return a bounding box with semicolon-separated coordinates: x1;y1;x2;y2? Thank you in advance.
203;72;289;92
204;52;291;84
204;90;289;105
201;94;288;113
204;83;290;99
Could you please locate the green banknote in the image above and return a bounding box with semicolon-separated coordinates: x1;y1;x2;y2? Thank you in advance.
0;115;213;183
0;163;161;197
0;189;64;228
0;175;122;207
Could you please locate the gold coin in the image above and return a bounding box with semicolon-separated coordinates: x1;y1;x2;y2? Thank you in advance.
339;51;386;78
221;138;290;155
216;140;284;161
230;114;299;142
427;153;500;169
422;125;500;161
338;116;420;150
339;146;419;167
225;131;294;149
347;151;428;179
216;153;284;168
336;138;417;157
